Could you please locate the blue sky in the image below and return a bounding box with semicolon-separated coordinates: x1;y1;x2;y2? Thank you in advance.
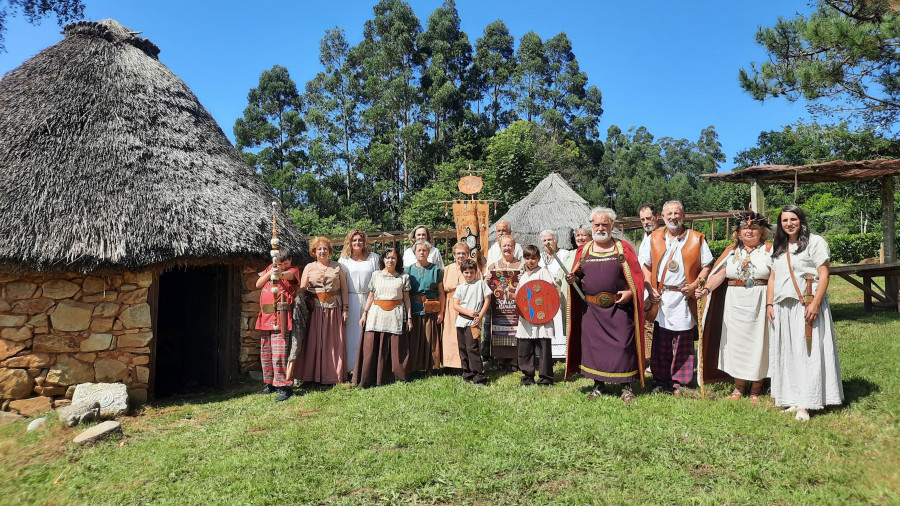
1;0;817;170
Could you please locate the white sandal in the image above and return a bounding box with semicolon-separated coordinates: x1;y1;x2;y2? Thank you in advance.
782;405;798;413
795;410;810;422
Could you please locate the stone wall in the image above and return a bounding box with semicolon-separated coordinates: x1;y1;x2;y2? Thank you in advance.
0;271;153;414
239;265;265;373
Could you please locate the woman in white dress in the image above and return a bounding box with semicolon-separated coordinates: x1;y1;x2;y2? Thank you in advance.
402;225;445;270
766;205;843;421
698;211;772;403
338;229;379;374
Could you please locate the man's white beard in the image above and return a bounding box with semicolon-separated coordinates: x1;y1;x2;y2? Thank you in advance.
593;231;610;242
642;224;656;235
666;220;682;233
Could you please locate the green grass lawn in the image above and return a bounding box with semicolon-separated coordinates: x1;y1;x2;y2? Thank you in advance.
2;276;899;505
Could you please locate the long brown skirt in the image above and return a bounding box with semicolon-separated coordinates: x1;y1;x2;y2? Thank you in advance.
406;314;438;375
353;331;406;387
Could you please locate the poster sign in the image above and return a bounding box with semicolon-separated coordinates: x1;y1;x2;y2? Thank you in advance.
488;269;520;352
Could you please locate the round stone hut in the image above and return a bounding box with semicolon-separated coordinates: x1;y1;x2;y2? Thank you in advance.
0;20;308;414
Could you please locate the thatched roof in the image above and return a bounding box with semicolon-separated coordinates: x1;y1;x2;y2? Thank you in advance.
489;173;591;250
0;20;307;273
701;159;900;183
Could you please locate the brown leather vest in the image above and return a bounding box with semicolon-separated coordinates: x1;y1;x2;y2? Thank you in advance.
649;227;706;316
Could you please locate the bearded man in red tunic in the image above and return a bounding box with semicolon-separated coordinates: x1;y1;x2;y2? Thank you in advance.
565;207;646;403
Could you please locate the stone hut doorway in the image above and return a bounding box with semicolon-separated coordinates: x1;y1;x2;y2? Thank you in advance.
151;265;241;398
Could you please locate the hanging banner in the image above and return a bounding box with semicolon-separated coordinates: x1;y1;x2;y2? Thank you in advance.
452;200;491;267
487;268;519;359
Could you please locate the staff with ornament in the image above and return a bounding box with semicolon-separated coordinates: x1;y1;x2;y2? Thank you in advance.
255;202;301;402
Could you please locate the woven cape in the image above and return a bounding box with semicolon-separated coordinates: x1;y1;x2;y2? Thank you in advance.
564;240;646;387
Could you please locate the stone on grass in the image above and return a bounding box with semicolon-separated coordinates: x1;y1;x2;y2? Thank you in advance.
0;411;24;425
73;420;121;445
0;368;32;399
71;383;128;418
57;400;101;427
26;417;47;431
8;396;53;416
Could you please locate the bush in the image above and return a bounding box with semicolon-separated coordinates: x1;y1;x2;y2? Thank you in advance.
826;232;885;263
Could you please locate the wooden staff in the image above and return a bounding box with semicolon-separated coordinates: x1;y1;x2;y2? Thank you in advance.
552;248;586;302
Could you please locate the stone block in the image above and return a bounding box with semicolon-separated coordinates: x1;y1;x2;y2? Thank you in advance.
11;297;55;315
1;326;33;342
132;355;149;365
89;318;114;332
33;334;80;353
242;290;261;302
93;302;119;318
65;385;76;399
50;300;93;331
123;271;153;288
82;292;117;303
5;281;38;300
53;398;71;408
39;385;66;397
0;339;26;361
119;288;148;304
128;387;148;405
135;366;150;383
0;411;24;425
72;382;128;417
74;353;96;362
46;356;94;386
0;299;9;311
41;280;80;299
27;313;48;327
8;396;52;416
117;347;150;354
0;314;27;327
0;368;32;399
82;276;106;294
57;400;101;427
81;333;113;352
73;420;121;445
1;353;50;368
117;332;152;348
117;304;151;329
119;284;138;292
94;359;128;382
26;417;48;431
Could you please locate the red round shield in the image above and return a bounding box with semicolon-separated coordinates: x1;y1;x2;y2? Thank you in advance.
515;280;560;324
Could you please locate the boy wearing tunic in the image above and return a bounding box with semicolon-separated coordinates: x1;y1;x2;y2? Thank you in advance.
255;248;300;402
516;245;556;386
452;259;491;384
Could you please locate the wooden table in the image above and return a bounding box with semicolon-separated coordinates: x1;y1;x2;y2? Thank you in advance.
829;262;900;312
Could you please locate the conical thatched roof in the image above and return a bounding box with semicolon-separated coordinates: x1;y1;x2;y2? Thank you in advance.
0;20;307;272
489;173;591;250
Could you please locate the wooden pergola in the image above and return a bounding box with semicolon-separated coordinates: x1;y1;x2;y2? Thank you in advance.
701;160;900;311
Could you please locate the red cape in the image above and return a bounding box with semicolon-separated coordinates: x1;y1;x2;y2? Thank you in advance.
564;240;646;387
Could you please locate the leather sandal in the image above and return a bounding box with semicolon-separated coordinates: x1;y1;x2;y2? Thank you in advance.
726;389;743;400
621;389;637;404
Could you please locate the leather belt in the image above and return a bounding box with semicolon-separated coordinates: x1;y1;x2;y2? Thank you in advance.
374;299;402;311
727;279;768;287
661;285;684;292
585;292;617;308
314;291;340;303
261;302;293;314
412;295;441;313
261;304;275;314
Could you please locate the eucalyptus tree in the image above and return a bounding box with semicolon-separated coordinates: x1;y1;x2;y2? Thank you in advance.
473;19;517;131
418;0;473;166
0;0;84;52
234;65;306;208
514;31;547;123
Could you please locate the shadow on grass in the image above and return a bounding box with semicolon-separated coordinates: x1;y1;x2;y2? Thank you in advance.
841;376;880;406
831;301;900;321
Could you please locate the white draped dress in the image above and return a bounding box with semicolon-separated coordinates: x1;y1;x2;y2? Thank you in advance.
339;252;379;373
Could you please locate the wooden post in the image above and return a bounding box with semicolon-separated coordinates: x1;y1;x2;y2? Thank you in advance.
711;219;715;241
750;179;765;214
882;175;898;308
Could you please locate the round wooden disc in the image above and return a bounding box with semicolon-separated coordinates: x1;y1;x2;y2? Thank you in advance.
515;280;560;324
458;175;484;195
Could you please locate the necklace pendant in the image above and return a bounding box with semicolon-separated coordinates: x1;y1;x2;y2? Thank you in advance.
667;260;680;272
